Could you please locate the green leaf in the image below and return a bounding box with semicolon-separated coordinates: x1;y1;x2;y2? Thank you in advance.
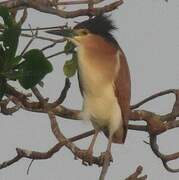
0;78;6;100
11;56;22;67
64;41;76;55
0;45;5;68
3;24;21;58
0;6;21;60
0;6;12;26
0;34;3;41
18;49;53;89
63;53;78;78
3;70;21;80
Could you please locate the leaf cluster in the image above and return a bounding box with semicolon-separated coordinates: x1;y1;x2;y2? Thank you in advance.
63;41;78;78
0;6;53;99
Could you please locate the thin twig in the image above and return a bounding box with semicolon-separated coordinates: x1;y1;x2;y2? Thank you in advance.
41;42;58;51
50;78;71;108
26;159;34;175
55;0;104;6
21;25;67;31
150;135;179;173
31;87;47;105
0;129;95;170
18;8;27;25
46;50;65;59
131;89;176;110
125;166;147;180
0;0;123;18
20;28;38;56
21;32;65;43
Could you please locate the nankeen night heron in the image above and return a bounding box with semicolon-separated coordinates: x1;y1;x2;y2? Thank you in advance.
47;15;131;165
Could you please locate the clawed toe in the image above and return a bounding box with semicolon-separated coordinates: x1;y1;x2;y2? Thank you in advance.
99;151;113;167
75;149;94;166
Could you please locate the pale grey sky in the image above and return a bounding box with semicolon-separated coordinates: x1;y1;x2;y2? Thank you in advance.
0;0;179;180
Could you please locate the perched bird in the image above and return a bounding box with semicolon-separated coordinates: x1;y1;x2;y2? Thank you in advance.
47;15;131;165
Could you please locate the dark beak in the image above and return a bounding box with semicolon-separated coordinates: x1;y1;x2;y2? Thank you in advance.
46;29;75;38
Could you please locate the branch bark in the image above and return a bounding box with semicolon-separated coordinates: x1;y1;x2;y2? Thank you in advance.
4;81;179;174
0;0;123;18
125;166;147;180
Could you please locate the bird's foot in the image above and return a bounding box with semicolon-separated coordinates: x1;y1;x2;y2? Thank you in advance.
75;149;94;166
99;151;113;167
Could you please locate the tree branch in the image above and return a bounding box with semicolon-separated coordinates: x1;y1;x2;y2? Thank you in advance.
0;0;123;18
150;135;179;173
125;166;147;180
5;82;179;173
0;129;95;169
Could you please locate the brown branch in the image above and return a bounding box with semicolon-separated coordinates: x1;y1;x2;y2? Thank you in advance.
0;129;95;170
21;25;66;31
20;32;65;43
0;99;20;115
46;50;65;59
41;42;57;51
18;8;27;25
4;82;179;174
0;28;65;44
0;0;123;18
48;111;104;166
125;166;147;180
131;89;177;110
20;28;38;56
55;0;104;6
150;135;179;173
31;86;47;105
0;1;25;8
50;78;71;108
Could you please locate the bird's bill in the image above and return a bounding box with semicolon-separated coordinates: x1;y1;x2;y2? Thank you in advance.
46;29;77;37
46;29;80;45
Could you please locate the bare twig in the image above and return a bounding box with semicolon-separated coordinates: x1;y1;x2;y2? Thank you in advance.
150;135;179;173
18;8;27;25
125;166;147;180
131;89;176;110
26;159;34;175
0;99;20;115
41;42;58;51
31;86;47;105
46;50;65;59
21;32;65;43
20;27;38;56
55;0;104;6
21;25;67;31
50;78;71;108
0;0;123;18
0;129;95;170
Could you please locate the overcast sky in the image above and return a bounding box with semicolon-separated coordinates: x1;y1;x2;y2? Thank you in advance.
0;0;179;180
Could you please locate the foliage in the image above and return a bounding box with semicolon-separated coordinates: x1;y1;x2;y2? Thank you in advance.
0;6;53;99
63;41;78;78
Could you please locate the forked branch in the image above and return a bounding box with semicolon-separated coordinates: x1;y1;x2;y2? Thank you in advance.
125;166;147;180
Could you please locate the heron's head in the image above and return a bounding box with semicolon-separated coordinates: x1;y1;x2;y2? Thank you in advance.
46;15;118;48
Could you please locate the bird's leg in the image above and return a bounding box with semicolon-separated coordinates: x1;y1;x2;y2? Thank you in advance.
99;135;113;167
98;136;113;180
77;129;99;166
